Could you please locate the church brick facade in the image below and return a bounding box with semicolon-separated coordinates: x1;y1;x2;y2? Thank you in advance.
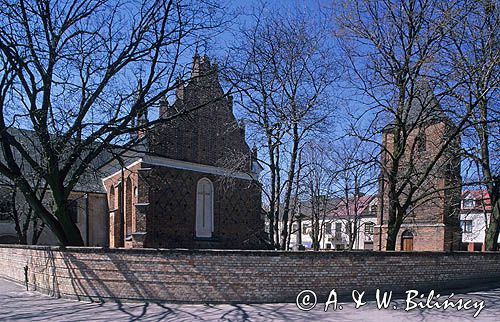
103;54;264;249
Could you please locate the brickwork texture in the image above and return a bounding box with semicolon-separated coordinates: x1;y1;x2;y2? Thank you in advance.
1;245;499;303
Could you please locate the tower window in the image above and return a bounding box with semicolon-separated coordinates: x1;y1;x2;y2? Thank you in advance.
109;185;116;210
417;131;426;152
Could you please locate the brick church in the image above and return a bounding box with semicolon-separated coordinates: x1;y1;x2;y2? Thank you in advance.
374;84;462;251
101;54;265;249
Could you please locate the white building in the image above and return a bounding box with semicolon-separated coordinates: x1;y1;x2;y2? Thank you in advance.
275;190;497;252
460;190;499;252
286;195;378;250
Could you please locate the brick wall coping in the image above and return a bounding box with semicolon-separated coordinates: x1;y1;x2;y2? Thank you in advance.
1;244;499;257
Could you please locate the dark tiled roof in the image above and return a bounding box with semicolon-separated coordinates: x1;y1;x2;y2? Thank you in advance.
383;81;448;131
0;128;115;193
405;81;445;126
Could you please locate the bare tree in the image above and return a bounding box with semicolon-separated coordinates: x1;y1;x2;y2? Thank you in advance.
0;0;227;245
444;0;499;250
335;0;468;250
226;3;337;249
0;154;49;245
328;137;378;250
3;184;47;245
300;143;334;251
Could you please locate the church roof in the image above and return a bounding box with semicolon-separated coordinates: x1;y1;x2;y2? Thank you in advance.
383;81;448;132
0;128;114;193
406;81;446;125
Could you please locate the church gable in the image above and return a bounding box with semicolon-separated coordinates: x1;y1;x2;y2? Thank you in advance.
148;54;251;173
100;53;265;250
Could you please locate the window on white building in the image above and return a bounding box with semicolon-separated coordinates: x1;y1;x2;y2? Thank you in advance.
325;222;332;234
463;199;475;209
461;220;473;233
302;223;309;235
335;222;342;239
364;222;375;234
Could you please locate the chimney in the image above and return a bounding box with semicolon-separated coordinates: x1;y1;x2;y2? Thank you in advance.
135;79;147;124
175;77;184;101
212;59;218;78
251;143;258;160
133;79;148;140
227;94;233;112
159;95;169;119
191;51;200;79
239;119;245;137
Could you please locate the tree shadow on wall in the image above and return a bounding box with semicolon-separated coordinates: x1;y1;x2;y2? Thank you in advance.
26;249;500;322
55;249;252;319
57;249;267;304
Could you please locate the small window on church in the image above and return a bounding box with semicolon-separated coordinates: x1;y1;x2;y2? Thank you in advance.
68;199;78;224
0;194;12;221
417;131;426;152
196;178;214;238
109;186;115;210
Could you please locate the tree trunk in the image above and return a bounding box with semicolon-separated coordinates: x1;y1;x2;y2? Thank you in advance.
280;122;299;249
485;195;499;251
54;206;85;246
51;185;85;246
348;221;356;250
266;130;277;248
31;218;45;245
385;199;400;251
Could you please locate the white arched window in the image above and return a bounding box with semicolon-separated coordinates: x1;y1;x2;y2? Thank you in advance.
196;178;214;238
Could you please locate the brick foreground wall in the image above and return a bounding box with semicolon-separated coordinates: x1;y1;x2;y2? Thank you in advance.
1;245;500;303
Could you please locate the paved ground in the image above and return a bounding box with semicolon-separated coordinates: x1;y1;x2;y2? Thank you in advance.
1;278;500;321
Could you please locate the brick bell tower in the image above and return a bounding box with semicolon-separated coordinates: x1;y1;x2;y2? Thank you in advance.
374;84;462;251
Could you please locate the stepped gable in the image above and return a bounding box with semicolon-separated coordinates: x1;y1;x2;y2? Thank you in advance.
148;53;251;172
